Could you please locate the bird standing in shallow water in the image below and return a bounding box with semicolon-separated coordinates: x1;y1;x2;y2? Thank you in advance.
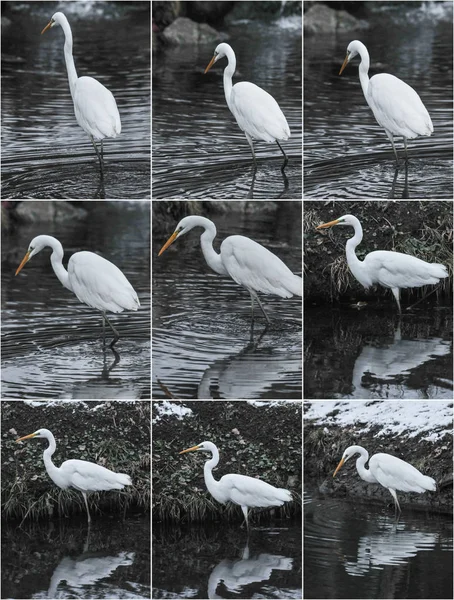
339;40;433;163
180;441;292;529
159;215;302;324
41;12;121;177
17;428;132;523
333;445;436;515
316;215;448;312
205;43;290;171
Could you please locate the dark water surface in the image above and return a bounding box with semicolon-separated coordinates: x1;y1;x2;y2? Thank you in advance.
152;17;302;199
2;516;150;599
152;204;302;399
304;307;453;399
1;201;151;399
304;490;453;600
1;2;150;199
304;3;453;198
152;521;302;599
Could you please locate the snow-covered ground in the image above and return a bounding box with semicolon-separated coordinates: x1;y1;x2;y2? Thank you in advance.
304;401;453;442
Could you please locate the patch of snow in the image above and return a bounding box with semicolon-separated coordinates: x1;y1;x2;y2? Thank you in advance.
153;401;193;423
304;401;453;442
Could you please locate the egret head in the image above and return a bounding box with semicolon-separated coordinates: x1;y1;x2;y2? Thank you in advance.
339;40;363;75
204;43;231;74
41;12;66;35
333;445;365;477
316;214;357;230
16;428;50;443
158;216;209;256
179;441;214;455
15;236;50;276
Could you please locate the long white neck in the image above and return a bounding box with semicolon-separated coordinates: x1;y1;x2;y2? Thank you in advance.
356;42;370;101
222;46;236;111
42;236;72;291
353;446;377;484
59;16;78;96
203;444;220;497
196;218;229;276
41;431;61;483
344;218;370;287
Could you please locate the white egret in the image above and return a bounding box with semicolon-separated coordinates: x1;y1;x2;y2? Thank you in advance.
205;43;290;171
158;216;302;323
316;215;448;313
16;429;132;523
180;441;291;528
339;40;433;162
15;235;140;345
333;445;436;514
41;12;121;177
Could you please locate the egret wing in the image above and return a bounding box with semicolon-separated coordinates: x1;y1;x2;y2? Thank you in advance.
68;252;140;313
220;473;291;508
74;76;121;140
364;251;448;289
370;454;436;493
221;235;302;298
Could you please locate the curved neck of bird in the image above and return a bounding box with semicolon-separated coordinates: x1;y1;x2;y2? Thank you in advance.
49;239;72;291
345;221;364;279
200;224;229;276
42;432;60;481
355;448;376;483
60;19;78;95
203;447;220;495
358;50;370;98
223;49;236;111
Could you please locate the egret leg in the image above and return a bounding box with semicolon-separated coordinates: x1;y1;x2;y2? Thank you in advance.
276;140;288;172
386;131;399;164
90;135;104;178
241;505;249;530
391;288;402;314
102;313;120;346
245;132;257;168
81;491;91;523
388;488;401;518
250;291;271;324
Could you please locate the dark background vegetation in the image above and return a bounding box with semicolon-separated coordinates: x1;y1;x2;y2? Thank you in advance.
152;401;302;525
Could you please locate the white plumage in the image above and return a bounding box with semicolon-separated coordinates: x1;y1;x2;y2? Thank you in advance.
334;444;436;514
158;215;302;323
205;43;290;170
15;234;140;344
180;441;291;528
317;214;448;312
16;428;132;522
340;40;433;161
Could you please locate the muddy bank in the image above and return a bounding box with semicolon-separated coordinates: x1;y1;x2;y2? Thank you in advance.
152;401;302;524
2;401;150;521
304;200;453;304
304;407;452;513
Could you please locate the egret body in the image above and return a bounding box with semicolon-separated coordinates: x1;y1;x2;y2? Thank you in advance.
339;40;433;162
15;235;140;345
205;43;290;171
180;441;292;528
41;12;121;176
16;429;132;522
159;216;302;323
316;215;448;312
333;445;436;514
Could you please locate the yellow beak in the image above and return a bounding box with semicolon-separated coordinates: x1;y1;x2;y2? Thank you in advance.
16;432;37;443
15;251;31;275
179;444;200;454
339;54;349;75
333;457;345;477
158;231;179;256
316;219;340;230
41;20;53;35
204;55;216;74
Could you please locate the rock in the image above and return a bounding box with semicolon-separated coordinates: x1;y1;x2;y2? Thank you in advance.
16;201;87;223
162;17;220;45
304;4;368;35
